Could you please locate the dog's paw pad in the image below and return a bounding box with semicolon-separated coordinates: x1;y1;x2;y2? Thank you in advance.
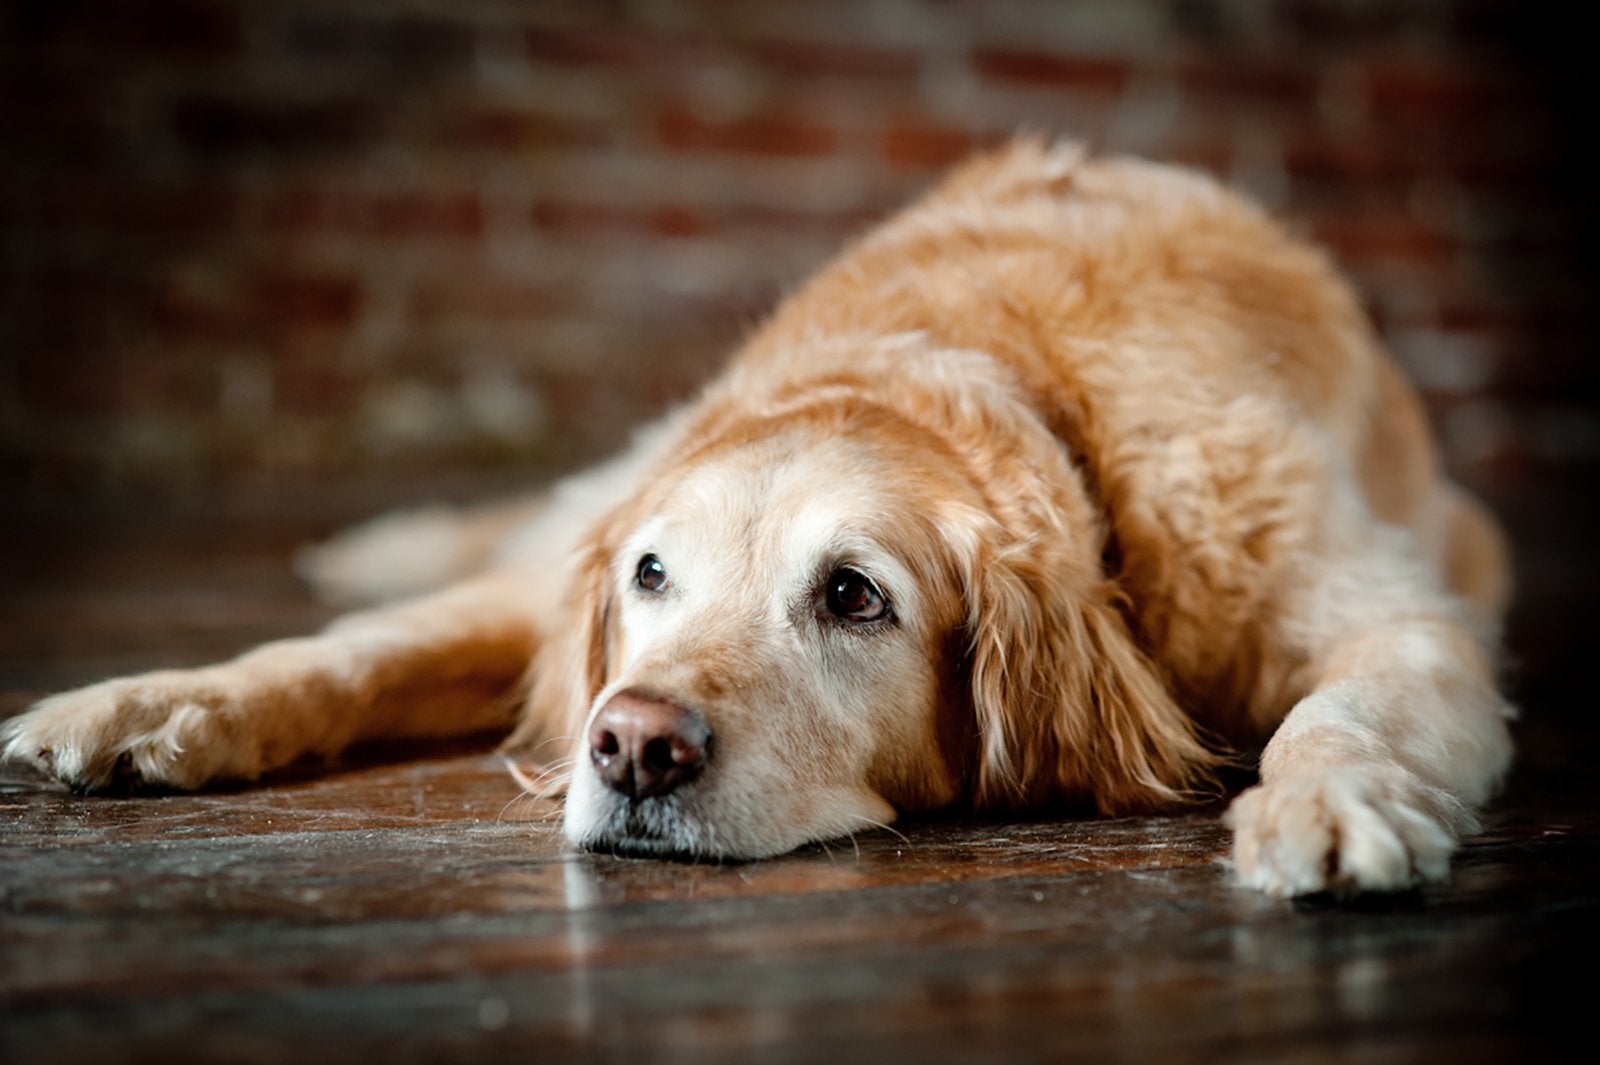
1225;766;1469;897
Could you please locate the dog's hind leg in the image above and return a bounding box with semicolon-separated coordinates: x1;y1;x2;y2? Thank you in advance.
295;496;548;607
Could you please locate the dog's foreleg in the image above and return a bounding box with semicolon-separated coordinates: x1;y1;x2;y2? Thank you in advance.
1;570;540;791
1227;550;1514;896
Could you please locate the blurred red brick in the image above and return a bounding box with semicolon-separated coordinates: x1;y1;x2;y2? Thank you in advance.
523;25;719;69
448;107;612;152
650;204;713;239
971;49;1130;94
274;361;358;418
263;189;484;239
1281;136;1419;189
1309;214;1458;266
407;280;572;323
1362;57;1519;119
1179;58;1319;106
657;101;838;157
250;274;363;329
147;270;364;342
1274;0;1413;41
884;121;977;169
530;198;629;236
1161;140;1235;176
751;40;919;79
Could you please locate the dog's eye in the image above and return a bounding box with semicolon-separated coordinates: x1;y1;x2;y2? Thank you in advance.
635;554;668;593
824;568;890;623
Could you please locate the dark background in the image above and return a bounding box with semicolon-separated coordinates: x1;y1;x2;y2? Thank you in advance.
2;0;1594;705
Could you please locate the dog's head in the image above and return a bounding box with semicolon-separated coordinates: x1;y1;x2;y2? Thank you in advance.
526;345;1217;859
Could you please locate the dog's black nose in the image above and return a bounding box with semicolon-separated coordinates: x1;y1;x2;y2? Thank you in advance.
588;691;711;800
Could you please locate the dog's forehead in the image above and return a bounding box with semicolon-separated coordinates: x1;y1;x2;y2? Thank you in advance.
621;432;918;576
672;436;890;538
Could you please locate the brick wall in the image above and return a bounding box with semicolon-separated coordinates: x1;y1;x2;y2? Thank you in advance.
3;0;1594;524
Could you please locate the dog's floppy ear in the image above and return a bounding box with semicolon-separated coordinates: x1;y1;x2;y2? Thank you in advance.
966;538;1220;814
503;526;616;758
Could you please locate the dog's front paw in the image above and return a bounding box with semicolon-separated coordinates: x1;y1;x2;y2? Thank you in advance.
2;672;239;791
1225;765;1473;897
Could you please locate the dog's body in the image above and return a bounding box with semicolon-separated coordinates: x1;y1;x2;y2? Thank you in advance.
4;141;1514;895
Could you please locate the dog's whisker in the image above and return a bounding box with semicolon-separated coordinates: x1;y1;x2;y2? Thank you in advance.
528;774;575;802
496;775;569;823
853;817;911;847
523;734;579;757
495;789;544;824
503;754;573;788
525;759;576;788
501;755;575;805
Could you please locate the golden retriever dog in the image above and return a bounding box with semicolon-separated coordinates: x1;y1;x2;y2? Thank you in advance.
2;140;1514;896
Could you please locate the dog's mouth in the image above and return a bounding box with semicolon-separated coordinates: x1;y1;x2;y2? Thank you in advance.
582;836;731;864
576;792;729;861
564;758;898;862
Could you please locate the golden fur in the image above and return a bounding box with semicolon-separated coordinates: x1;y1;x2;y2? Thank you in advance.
3;141;1514;895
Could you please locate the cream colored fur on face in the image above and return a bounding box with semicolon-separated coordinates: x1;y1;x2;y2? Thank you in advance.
2;140;1514;897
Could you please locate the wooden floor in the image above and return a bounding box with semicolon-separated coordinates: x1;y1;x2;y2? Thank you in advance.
2;507;1596;1064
